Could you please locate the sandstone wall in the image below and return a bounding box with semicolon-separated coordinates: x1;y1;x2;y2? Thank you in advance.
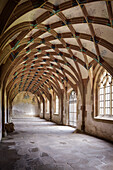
45;113;50;121
0;88;2;141
12;92;38;118
85;81;113;142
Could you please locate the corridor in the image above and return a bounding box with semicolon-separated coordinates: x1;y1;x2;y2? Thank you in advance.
0;117;113;170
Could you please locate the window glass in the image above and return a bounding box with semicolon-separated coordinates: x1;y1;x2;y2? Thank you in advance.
98;71;113;117
46;99;49;113
55;95;59;114
41;102;43;113
69;91;77;127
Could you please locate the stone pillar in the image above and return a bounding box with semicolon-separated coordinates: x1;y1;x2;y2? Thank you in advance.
9;100;12;122
50;94;52;121
61;90;64;125
63;89;68;126
0;86;2;141
6;94;9;123
43;98;45;119
2;87;5;137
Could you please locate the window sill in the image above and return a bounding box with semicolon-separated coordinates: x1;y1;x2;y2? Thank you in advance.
53;113;59;115
94;115;113;123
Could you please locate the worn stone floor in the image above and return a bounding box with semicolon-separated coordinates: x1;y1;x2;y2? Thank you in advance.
0;117;113;170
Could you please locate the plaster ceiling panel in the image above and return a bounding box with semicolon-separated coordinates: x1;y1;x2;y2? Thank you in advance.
86;55;93;63
60;63;75;76
53;55;63;60
45;49;55;52
66;58;76;68
50;61;57;65
39;60;45;64
71;50;85;62
85;1;108;18
49;39;61;44
99;45;113;58
37;44;46;48
42;15;61;25
25;29;39;38
80;39;96;55
58;48;69;53
63;38;78;46
65;73;77;84
42;56;50;59
98;45;113;67
78;63;88;79
39;32;51;39
54;26;71;33
103;57;113;68
62;6;83;18
6;8;46;31
18;0;28;6
71;50;78;57
72;24;90;35
93;24;113;44
48;0;69;6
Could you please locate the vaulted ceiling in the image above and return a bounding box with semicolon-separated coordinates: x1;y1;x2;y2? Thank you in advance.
0;0;113;101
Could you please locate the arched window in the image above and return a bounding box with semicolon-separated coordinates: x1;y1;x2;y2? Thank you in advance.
98;71;113;118
41;102;43;113
69;90;77;127
55;95;59;114
46;99;49;113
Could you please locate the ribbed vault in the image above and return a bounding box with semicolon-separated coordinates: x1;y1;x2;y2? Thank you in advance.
0;0;113;101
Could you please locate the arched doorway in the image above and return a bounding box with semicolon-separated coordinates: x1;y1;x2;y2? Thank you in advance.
69;91;77;127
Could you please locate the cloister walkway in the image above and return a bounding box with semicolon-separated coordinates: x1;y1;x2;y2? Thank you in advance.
0;117;113;170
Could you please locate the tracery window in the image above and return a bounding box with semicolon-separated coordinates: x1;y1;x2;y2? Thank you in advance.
46;99;49;113
69;90;77;127
41;102;43;113
98;71;113;118
55;95;59;114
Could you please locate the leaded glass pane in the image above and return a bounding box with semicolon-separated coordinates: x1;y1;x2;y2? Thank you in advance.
98;71;113;117
56;96;59;114
69;91;77;127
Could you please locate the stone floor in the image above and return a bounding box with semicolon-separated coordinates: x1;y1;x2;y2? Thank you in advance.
0;117;113;170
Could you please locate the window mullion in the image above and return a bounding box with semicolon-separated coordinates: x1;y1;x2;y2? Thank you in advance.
110;84;112;116
104;86;105;115
97;71;113;119
97;88;100;115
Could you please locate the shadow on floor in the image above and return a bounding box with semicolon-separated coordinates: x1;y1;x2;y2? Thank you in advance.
0;142;20;170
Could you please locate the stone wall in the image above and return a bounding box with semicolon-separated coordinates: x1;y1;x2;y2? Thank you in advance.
10;85;113;142
44;99;62;124
0;88;2;141
63;88;82;129
76;89;83;131
12;92;38;118
85;81;113;142
52;114;62;124
45;112;50;121
51;97;62;125
45;84;113;142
